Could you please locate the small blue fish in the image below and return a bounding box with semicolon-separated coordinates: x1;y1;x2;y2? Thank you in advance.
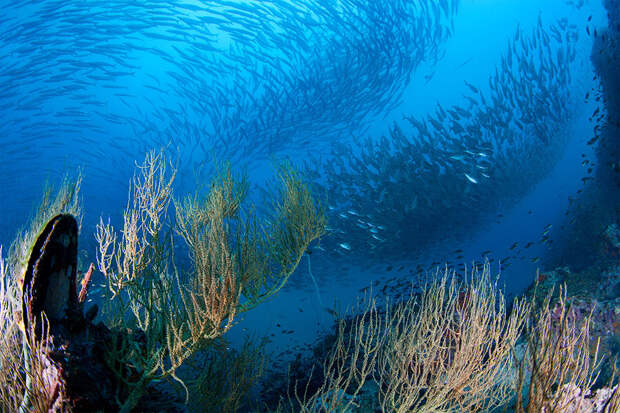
464;173;478;184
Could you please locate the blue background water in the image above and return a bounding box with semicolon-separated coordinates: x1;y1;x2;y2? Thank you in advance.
0;0;610;360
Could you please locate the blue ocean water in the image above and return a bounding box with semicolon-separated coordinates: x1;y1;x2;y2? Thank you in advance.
1;0;618;410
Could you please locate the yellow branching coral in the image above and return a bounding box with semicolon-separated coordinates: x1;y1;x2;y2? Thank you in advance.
294;296;384;413
295;263;527;413
375;264;527;413
95;151;326;412
515;283;604;413
96;150;175;302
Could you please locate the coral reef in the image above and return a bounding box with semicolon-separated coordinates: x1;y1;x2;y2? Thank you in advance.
280;264;527;413
260;255;620;413
0;152;326;412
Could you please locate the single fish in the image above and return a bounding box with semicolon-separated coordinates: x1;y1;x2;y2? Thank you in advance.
464;173;478;184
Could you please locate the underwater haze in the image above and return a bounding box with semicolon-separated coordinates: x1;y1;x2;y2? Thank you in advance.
1;0;619;411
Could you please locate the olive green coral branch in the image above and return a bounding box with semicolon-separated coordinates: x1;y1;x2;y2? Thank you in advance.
239;164;327;311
